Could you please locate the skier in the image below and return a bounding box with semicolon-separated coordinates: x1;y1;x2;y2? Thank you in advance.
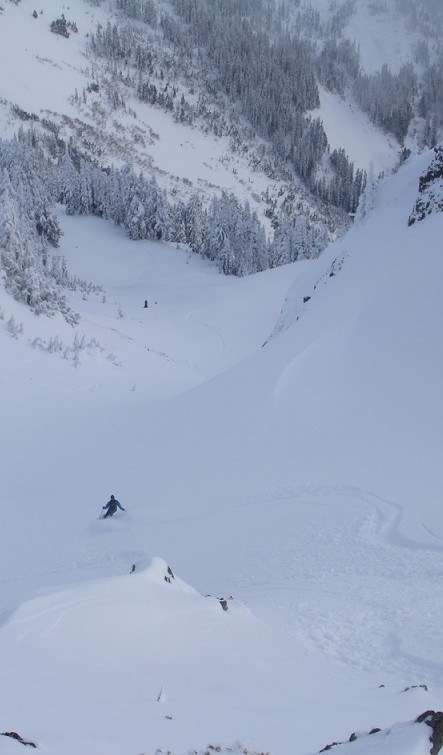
102;494;125;518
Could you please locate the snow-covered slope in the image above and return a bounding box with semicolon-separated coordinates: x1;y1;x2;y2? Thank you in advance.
345;2;420;75
0;0;426;227
0;0;283;225
1;2;443;754
314;86;399;172
1;141;443;755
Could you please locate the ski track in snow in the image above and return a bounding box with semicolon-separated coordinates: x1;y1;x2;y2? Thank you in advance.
1;141;443;752
46;484;442;688
421;522;443;542
3;483;440;688
201;484;443;685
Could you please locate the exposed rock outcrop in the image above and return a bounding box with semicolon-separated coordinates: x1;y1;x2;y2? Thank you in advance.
416;710;443;755
408;145;443;225
319;711;443;754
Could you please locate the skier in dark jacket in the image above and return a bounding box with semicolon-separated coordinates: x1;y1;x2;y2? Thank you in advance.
102;494;125;518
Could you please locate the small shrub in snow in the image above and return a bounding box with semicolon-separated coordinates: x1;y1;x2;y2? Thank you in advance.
6;316;24;339
50;256;103;297
31;335;64;354
68;333;104;366
149;745;269;755
31;333;104;366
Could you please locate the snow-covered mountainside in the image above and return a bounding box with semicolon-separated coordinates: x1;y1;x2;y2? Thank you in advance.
1;0;443;324
1;2;443;754
1;0;442;263
1;132;443;753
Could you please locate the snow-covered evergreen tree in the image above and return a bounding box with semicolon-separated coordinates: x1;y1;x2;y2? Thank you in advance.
354;164;378;223
0;165;77;323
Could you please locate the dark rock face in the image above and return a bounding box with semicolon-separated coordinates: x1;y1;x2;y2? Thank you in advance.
403;684;428;692
319;726;381;752
416;711;443;754
1;732;37;748
408;145;443;225
319;741;340;752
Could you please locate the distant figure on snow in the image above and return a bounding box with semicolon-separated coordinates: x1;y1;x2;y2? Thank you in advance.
102;494;125;518
144;299;148;308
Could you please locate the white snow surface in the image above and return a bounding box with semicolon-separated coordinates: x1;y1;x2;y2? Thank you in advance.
345;1;419;75
1;2;443;755
314;87;399;174
1;137;443;755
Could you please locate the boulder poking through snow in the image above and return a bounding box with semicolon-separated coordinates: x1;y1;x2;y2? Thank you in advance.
416;711;443;755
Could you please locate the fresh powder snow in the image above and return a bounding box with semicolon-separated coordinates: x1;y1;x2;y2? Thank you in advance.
1;146;443;755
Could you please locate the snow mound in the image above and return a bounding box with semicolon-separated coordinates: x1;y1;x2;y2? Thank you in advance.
133;556;195;591
0;557;257;754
